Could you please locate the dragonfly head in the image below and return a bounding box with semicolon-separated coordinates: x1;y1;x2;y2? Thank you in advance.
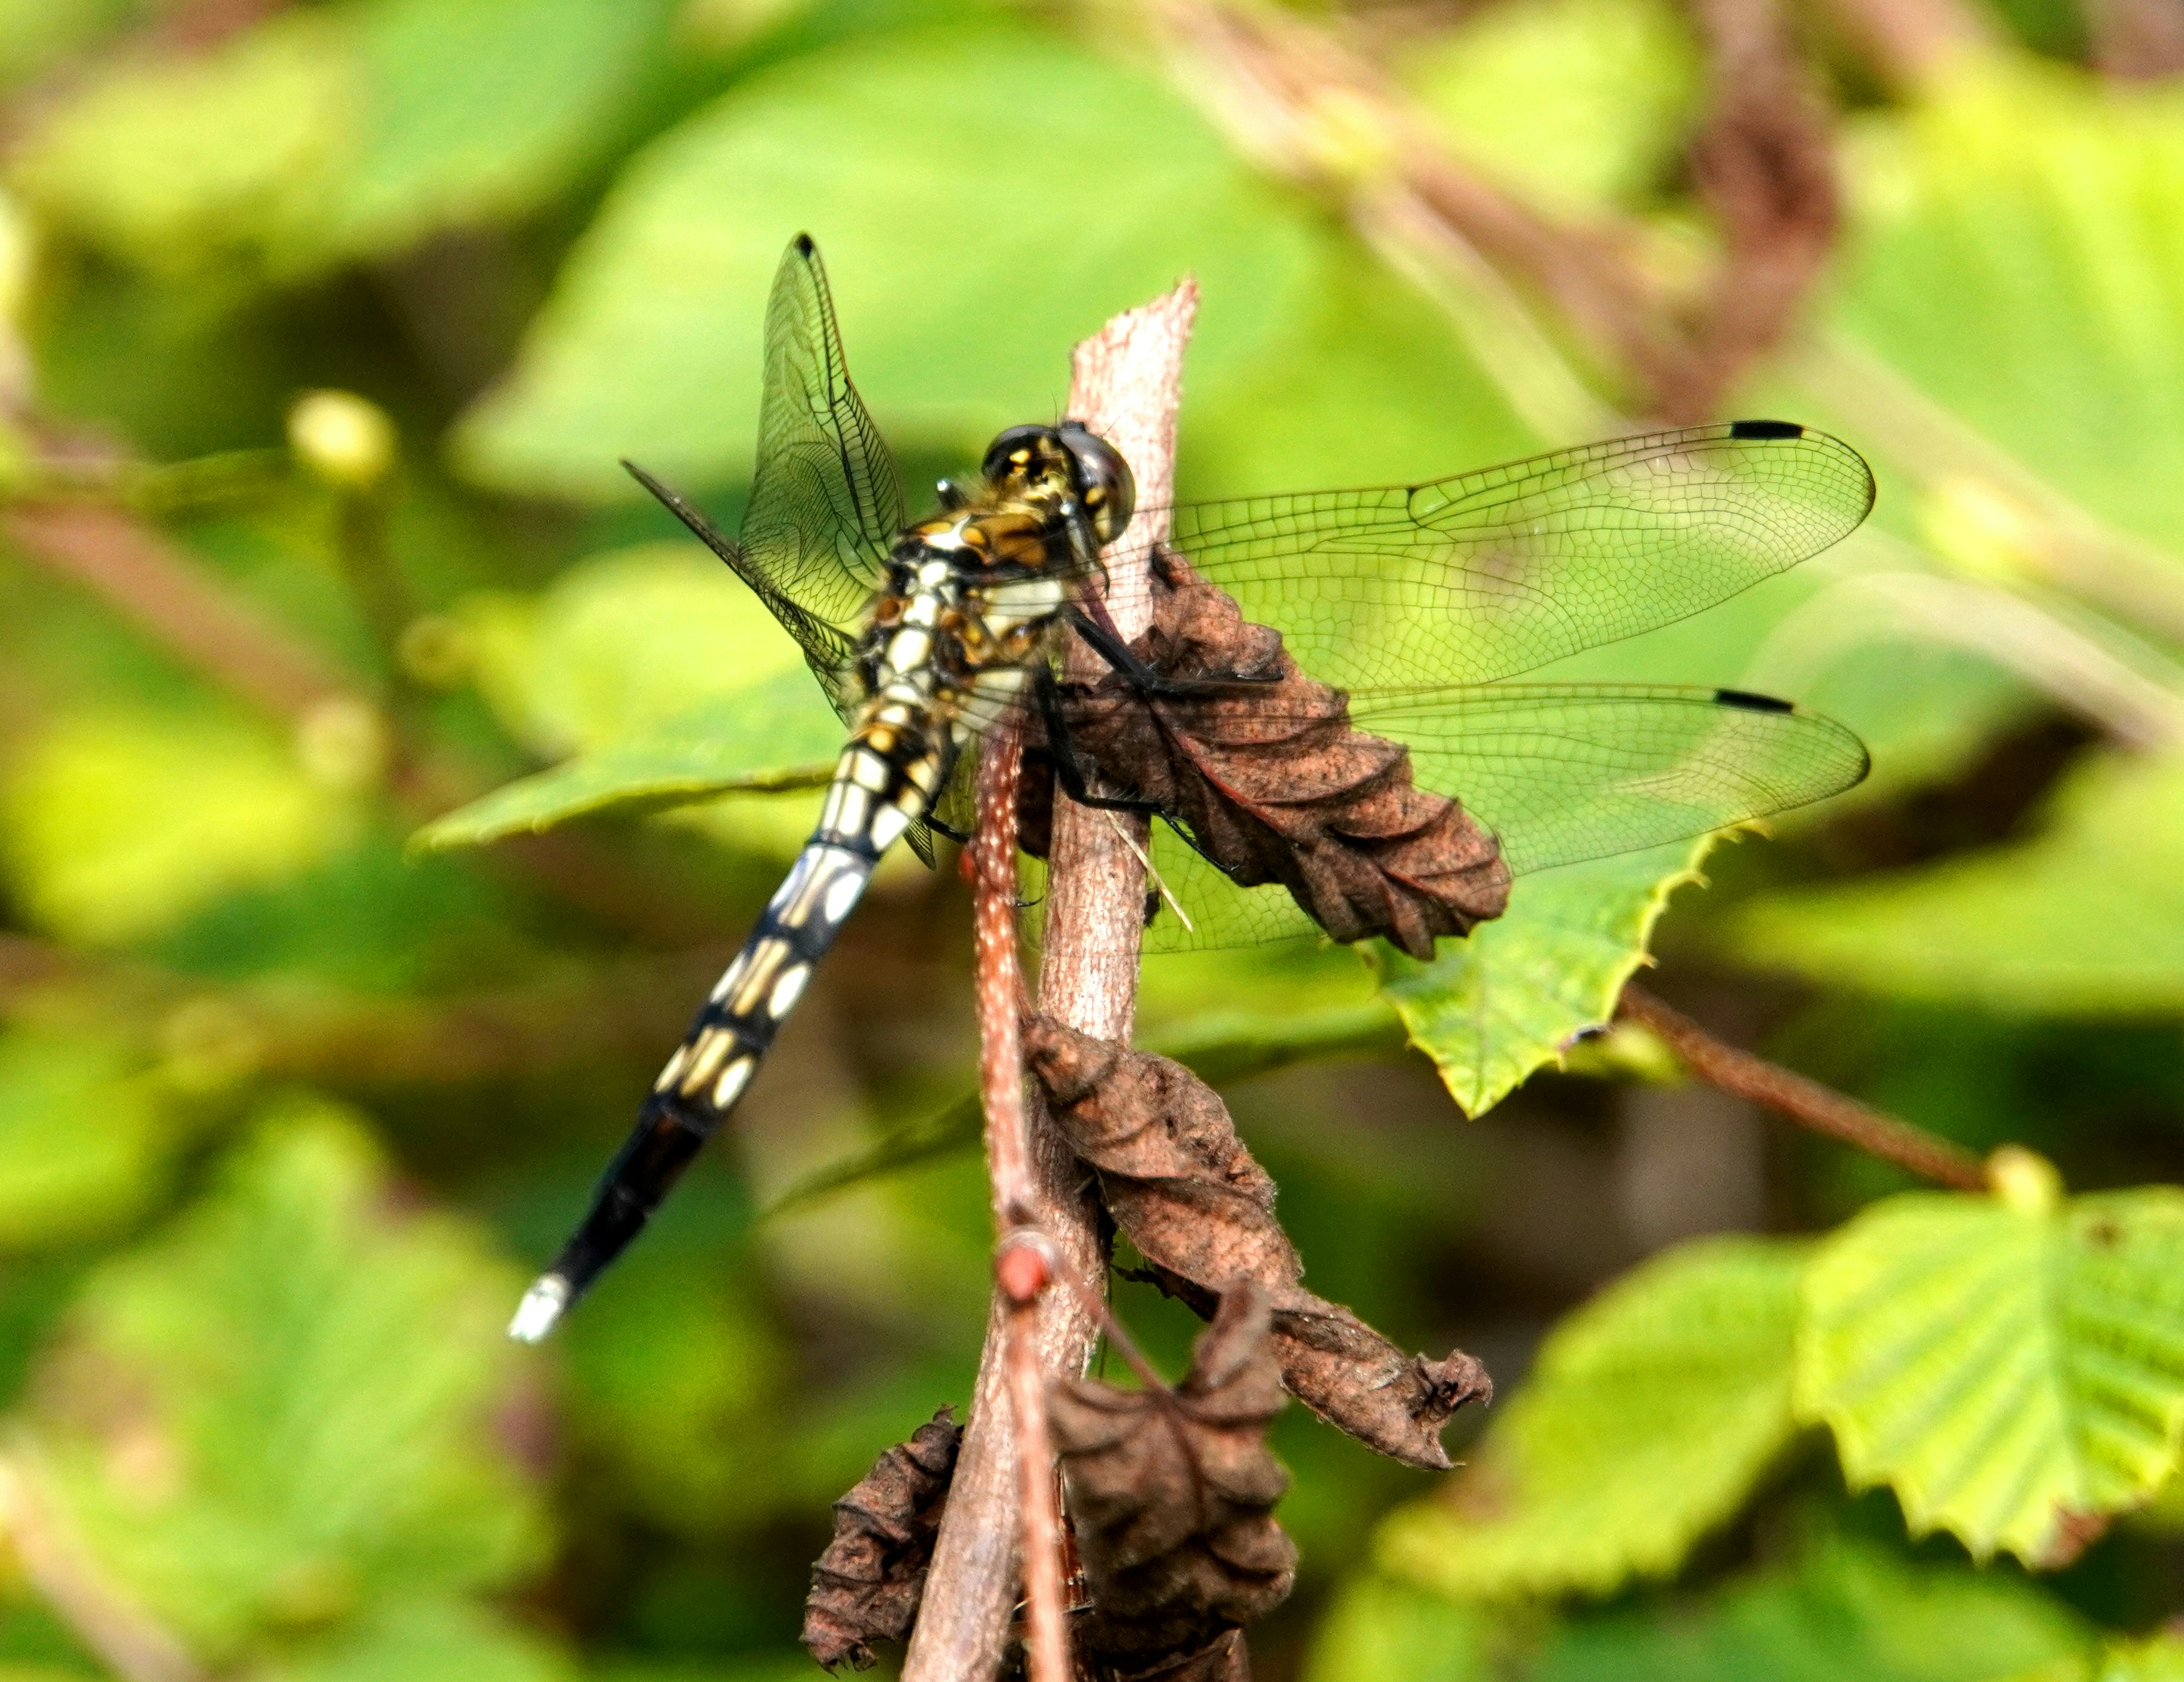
981;421;1136;548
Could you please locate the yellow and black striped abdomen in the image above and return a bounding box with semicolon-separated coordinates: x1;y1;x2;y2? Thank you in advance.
508;655;961;1340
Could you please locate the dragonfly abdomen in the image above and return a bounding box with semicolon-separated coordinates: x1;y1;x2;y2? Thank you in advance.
508;714;951;1342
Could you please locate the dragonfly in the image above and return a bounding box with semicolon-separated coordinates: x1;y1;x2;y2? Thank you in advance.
507;234;1873;1341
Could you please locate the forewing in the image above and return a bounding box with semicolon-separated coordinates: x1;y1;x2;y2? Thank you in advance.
622;459;863;718
741;234;907;639
1115;422;1873;691
1136;683;1868;952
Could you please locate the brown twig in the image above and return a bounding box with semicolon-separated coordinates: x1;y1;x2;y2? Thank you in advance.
1153;0;1841;427
903;281;1199;1682
1666;0;1839;424
967;721;1073;1682
1806;0;1998;89
1616;982;1987;1190
2;502;361;725
0;1452;203;1682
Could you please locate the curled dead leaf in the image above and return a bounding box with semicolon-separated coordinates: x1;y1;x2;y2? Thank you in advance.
1050;1283;1297;1679
1025;1016;1490;1469
803;1407;961;1671
1023;549;1508;958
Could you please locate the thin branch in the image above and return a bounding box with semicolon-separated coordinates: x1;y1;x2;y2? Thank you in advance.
0;1452;203;1682
968;721;1072;1682
1667;0;1839;424
904;279;1199;1682
2;502;361;725
1616;982;1987;1191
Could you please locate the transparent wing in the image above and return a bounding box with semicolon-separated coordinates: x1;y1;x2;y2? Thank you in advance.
1107;422;1873;691
741;233;905;642
622;235;904;722
1138;683;1869;952
623;459;863;718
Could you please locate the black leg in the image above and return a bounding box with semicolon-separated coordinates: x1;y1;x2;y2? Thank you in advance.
1035;669;1165;817
1062;606;1280;700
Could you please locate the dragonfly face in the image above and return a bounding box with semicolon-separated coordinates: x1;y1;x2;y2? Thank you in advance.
515;232;1877;1338
981;420;1138;550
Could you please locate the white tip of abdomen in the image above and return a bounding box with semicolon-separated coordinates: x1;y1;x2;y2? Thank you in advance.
508;1273;571;1343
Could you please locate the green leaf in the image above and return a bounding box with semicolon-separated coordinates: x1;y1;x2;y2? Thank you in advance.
0;1031;175;1247
20;1102;548;1665
2092;1637;2184;1682
10;0;667;279
310;0;669;264
1407;0;1702;213
2010;1636;2184;1682
1379;1235;1805;1600
1794;1184;2184;1565
461;543;820;759
1531;1531;2088;1682
266;1602;573;1682
1301;1572;1491;1682
6;16;344;276
1830;65;2184;555
1731;754;2184;1012
560;1253;788;1536
453;25;1330;497
0;706;354;947
413;676;837;849
1369;834;1713;1116
417;542;843;849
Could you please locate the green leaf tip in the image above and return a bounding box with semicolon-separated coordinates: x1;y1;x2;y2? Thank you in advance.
1796;1185;2184;1567
1369;833;1714;1117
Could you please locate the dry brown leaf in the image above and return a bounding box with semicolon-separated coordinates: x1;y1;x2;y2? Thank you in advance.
1023;549;1508;958
1026;1016;1491;1470
1050;1283;1297;1679
803;1407;961;1671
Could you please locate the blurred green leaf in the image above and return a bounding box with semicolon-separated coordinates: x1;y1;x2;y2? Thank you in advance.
0;1031;173;1247
413;673;835;849
461;543;816;759
11;0;668;279
1408;0;1701;213
560;1254;787;1535
0;0;141;90
2008;1635;2184;1682
267;1601;572;1682
418;541;841;848
0;706;354;947
1302;1572;1491;1682
1531;1532;2088;1682
453;25;1331;496
20;1102;548;1666
1370;834;1713;1116
1731;754;2184;1012
1795;1185;2184;1565
1380;1236;1805;1600
7;16;345;278
1831;66;2184;555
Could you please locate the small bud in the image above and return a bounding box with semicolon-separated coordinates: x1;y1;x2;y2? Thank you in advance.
1987;1144;2063;1215
396;613;474;689
1561;1020;1684;1085
1917;474;2049;586
288;390;396;491
995;1231;1053;1304
294;695;390;794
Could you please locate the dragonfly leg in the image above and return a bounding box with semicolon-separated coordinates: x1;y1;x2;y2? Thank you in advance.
1035;667;1165;818
1064;603;1279;700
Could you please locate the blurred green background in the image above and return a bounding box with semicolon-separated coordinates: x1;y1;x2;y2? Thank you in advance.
1;0;2183;1676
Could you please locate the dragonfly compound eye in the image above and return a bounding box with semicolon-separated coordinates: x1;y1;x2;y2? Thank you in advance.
1057;421;1135;542
981;424;1060;489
